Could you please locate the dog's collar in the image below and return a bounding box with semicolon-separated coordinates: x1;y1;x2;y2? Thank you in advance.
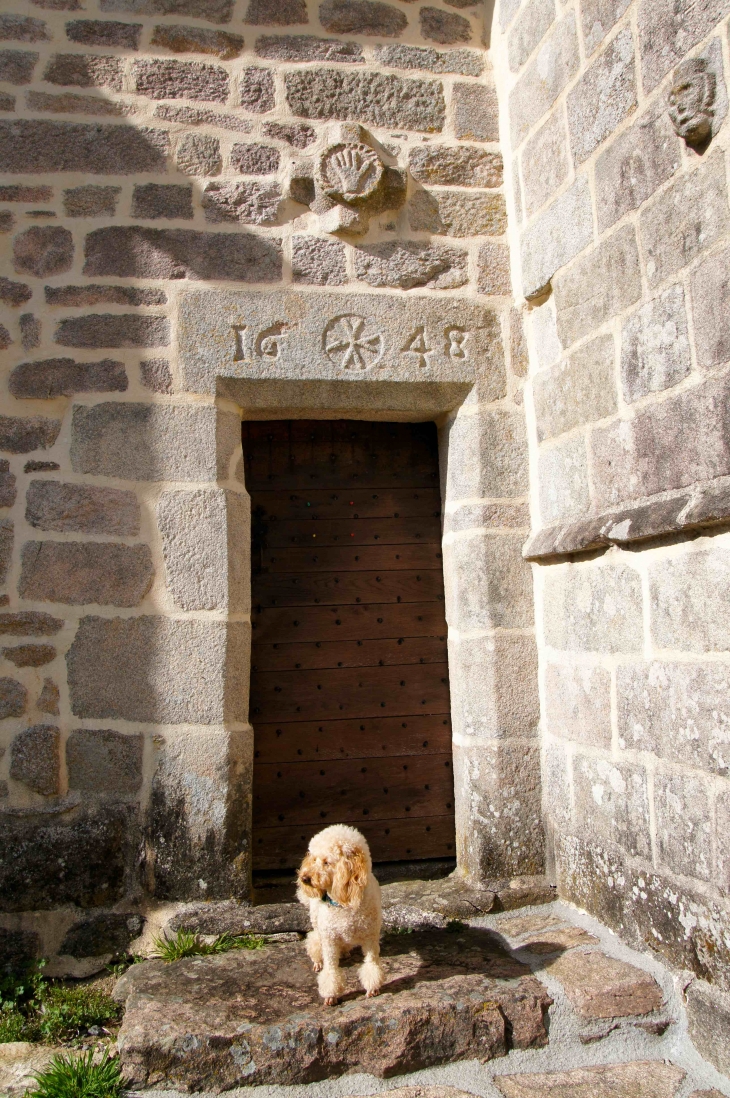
321;893;340;907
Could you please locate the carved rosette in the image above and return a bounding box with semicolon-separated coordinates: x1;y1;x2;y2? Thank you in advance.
323;314;384;369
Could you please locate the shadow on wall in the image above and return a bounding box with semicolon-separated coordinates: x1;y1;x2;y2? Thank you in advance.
0;105;264;917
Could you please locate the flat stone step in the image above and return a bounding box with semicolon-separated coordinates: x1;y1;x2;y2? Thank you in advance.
114;928;551;1090
165;875;556;938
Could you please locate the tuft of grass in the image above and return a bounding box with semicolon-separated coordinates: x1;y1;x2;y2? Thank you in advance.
446;919;467;933
31;1050;124;1098
210;932;265;952
387;926;414;936
152;928;265;962
151;928;201;961
0;963;120;1045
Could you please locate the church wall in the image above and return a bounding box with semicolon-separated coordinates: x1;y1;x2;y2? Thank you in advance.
0;0;545;969
491;0;730;1063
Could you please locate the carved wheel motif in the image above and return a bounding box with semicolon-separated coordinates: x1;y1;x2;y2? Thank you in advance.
318;143;384;204
323;315;384;370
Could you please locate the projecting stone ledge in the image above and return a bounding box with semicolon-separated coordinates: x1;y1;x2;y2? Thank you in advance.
114;929;551;1090
523;475;730;561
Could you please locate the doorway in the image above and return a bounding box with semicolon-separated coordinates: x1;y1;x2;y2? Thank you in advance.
244;419;455;872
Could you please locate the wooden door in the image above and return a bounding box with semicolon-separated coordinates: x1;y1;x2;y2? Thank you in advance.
244;420;455;870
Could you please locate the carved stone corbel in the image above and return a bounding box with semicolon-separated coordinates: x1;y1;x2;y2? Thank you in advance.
287;123;406;236
667;58;716;147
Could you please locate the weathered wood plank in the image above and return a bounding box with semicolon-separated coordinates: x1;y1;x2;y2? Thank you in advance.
253;814;456;869
250;663;450;722
253;713;452;763
251;636;447;672
253;487;441;520
252;601;448;643
252;569;445;607
259;516;441;548
243;421;440;491
253;753;455;828
256;544;444;573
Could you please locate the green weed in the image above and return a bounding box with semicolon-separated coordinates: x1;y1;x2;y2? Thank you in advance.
210;932;266;952
31;1050;124;1098
0;964;45;1043
152;928;265;962
0;1004;29;1042
37;986;121;1044
446;920;467;933
0;963;120;1045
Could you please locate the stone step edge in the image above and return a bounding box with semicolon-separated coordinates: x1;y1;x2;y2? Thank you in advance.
164;876;556;937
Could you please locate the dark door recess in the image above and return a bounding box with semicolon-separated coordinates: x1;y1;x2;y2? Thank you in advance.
244;420;455;870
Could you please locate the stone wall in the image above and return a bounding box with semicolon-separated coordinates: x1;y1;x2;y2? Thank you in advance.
491;0;730;1064
0;0;543;965
6;0;729;1063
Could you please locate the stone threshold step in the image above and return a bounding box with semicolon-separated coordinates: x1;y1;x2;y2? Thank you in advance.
114;927;553;1090
165;874;556;938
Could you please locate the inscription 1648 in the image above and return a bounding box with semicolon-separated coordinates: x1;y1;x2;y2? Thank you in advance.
179;289;500;394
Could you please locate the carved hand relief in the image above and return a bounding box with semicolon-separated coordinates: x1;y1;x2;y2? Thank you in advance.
287;123;405;236
667;58;716;147
318;143;384;204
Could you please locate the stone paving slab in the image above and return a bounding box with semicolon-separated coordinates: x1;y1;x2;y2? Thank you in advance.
492;1061;686;1097
544;950;664;1020
113;929;551;1090
380;877;498;928
168;900;310;937
509;927;599;954
490;912;571;939
0;1042;65;1098
369;1089;474;1098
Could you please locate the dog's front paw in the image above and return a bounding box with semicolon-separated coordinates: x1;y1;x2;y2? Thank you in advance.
313;961;323;972
323;996;339;1006
365;989;380;998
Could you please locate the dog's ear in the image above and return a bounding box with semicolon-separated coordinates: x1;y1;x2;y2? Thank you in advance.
330;845;368;907
296;852;320;901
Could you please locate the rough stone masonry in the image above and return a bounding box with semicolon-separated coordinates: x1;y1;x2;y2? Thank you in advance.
0;0;729;1082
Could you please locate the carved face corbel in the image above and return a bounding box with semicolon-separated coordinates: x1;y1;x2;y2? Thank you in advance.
287;123;406;236
667;58;716;147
